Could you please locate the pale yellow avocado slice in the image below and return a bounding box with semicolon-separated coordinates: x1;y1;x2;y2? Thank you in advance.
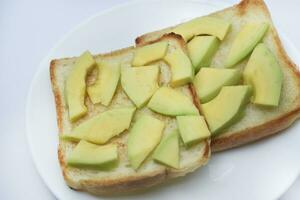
62;107;136;144
172;16;231;42
148;87;198;116
66;51;96;122
176;116;210;146
87;61;120;106
225;23;269;67
164;48;194;87
193;68;241;103
187;36;220;72
153;130;179;169
201;86;252;135
243;43;283;106
121;65;159;108
67;140;118;170
128;115;165;170
132;41;168;66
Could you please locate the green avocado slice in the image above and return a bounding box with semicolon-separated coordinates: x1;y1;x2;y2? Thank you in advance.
65;51;96;121
153;130;180;169
67;140;118;170
128;115;165;170
121;65;159;108
61;107;136;144
225;23;269;67
201;86;252;135
187;36;220;72
148;87;199;116
243;43;283;106
193;68;241;103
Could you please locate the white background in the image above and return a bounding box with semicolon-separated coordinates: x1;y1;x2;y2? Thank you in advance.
1;0;299;199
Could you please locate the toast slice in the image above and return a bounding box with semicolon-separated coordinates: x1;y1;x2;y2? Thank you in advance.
136;0;300;152
50;34;210;195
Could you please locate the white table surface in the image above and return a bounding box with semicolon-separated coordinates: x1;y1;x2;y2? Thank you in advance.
1;0;299;199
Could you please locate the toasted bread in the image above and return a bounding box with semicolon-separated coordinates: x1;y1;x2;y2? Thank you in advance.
136;0;300;152
50;34;210;195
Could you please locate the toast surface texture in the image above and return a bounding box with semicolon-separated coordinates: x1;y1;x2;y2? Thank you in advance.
50;34;210;195
136;0;300;151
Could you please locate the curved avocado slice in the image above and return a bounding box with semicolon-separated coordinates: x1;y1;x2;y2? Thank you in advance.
67;140;118;170
62;107;136;144
164;48;194;87
187;36;220;72
176;115;211;146
65;51;96;122
153;130;179;169
87;61;120;106
225;23;269;67
243;43;283;106
121;65;159;108
148;87;199;116
172;16;231;42
128;115;165;170
201;86;252;134
132;41;168;66
193;68;241;103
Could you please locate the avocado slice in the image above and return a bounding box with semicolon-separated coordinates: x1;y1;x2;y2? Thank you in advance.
132;41;168;66
148;87;199;116
121;65;159;108
172;16;231;42
128;115;165;170
201;86;252;134
243;43;283;106
87;61;120;106
225;23;269;67
193;68;241;103
62;107;136;144
67;140;118;170
153;130;179;169
187;36;220;72
176;116;211;146
164;48;194;87
65;51;96;122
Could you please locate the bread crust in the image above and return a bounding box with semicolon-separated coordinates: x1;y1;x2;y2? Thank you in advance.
136;0;300;152
50;33;210;195
212;107;300;151
63;140;210;195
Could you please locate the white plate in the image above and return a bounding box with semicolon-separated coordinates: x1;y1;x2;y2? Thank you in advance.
26;0;300;199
